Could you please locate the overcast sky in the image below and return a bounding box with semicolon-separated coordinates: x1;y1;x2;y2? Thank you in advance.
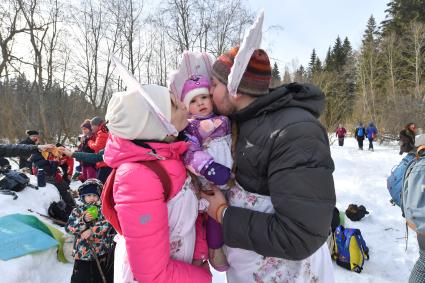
247;0;390;71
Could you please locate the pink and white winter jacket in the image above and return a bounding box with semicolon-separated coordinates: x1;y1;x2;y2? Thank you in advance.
104;135;211;283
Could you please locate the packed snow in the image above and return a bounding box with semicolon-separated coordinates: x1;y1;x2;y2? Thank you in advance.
0;138;419;283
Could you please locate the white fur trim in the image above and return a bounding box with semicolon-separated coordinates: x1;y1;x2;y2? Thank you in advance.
183;87;209;108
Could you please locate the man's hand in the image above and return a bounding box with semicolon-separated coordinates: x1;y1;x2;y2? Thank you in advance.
81;229;92;240
200;187;228;223
58;146;73;157
38;144;55;152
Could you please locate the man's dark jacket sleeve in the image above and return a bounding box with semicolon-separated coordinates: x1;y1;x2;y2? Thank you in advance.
0;144;39;158
223;121;335;260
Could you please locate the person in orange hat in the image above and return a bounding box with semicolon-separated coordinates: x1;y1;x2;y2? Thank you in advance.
202;46;336;282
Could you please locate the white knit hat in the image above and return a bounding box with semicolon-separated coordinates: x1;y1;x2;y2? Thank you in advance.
105;85;172;141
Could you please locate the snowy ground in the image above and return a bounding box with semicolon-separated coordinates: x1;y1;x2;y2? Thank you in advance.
0;138;419;282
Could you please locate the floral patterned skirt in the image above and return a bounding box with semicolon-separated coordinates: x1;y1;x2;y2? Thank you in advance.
224;183;335;283
113;176;199;283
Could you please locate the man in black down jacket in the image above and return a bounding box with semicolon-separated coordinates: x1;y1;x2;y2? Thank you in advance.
18;130;40;169
202;47;336;276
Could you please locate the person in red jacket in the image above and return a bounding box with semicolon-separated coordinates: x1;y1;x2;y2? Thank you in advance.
335;124;347;147
88;116;111;183
56;143;74;184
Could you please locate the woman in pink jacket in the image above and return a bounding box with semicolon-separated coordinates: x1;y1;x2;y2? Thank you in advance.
103;85;211;283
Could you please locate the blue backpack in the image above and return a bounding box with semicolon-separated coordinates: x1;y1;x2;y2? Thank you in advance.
332;225;369;273
357;128;364;137
387;153;416;206
402;156;425;233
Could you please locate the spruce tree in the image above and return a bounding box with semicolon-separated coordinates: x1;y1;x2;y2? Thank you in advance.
271;62;281;81
314;58;322;73
271;62;282;87
342;37;352;58
282;66;291;83
382;0;425;35
294;65;306;82
362;16;380;47
324;47;333;72
332;36;345;71
308;49;317;71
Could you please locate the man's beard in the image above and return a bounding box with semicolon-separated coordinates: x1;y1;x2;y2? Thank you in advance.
213;99;236;116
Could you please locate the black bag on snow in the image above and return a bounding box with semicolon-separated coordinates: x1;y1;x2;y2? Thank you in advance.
0;170;30;192
331;207;341;232
48;200;73;224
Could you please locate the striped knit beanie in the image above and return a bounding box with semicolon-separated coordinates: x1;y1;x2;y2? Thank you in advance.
212;46;272;96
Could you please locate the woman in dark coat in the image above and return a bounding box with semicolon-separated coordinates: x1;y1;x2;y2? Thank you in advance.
399;123;417;155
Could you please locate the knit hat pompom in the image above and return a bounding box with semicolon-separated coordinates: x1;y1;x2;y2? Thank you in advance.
212;46;272;96
80;119;92;131
181;75;210;108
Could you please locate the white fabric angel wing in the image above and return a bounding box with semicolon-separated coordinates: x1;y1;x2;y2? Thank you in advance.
111;55;178;136
167;51;215;101
227;10;264;96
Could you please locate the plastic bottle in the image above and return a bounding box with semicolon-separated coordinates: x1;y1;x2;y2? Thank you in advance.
37;168;46;187
86;205;99;220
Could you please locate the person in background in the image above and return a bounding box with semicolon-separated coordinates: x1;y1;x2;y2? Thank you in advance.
18;130;40;170
55;143;74;184
79;119;97;181
366;122;378;151
58;147;104;172
202;46;335;282
399;122;417;155
181;74;232;271
335;124;347;147
402;134;425;283
29;150;75;209
103;85;212;283
88;117;111;183
354;122;366;150
66;179;114;283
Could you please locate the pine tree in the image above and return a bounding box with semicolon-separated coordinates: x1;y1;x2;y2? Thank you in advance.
362;16;380;47
282;66;291;83
308;49;317;71
324;47;332;71
294;65;306;82
271;62;281;81
342;37;352;58
271;62;282;87
382;0;425;35
315;58;322;71
332;36;345;71
358;15;381;121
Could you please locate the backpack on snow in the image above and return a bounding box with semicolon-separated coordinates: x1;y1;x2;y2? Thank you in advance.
402;156;425;233
48;200;73;225
357;128;364;137
387;153;416;207
332;225;369;273
0;170;30;192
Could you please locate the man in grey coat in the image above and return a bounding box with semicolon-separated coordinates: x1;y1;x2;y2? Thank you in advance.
202;47;336;282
